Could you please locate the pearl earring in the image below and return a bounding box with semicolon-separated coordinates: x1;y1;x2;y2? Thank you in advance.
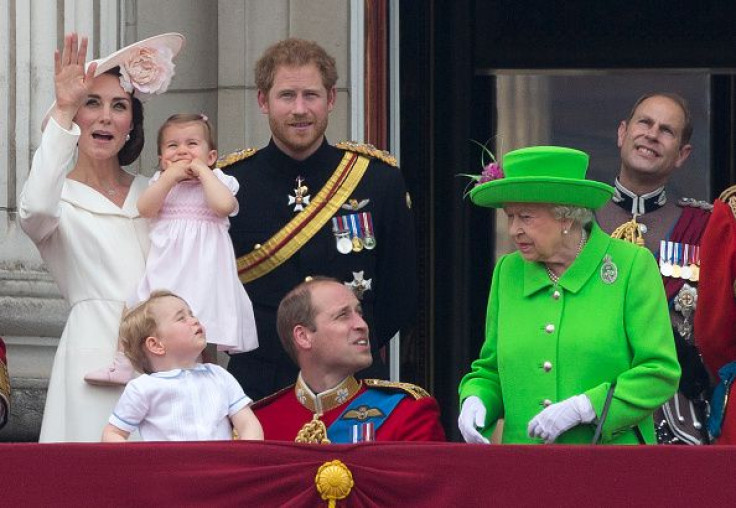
563;229;569;235
125;133;131;142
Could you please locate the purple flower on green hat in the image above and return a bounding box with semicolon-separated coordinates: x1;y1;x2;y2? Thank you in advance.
477;161;504;185
459;138;503;196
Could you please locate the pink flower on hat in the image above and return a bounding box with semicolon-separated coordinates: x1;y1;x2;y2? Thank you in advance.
119;45;175;96
459;138;504;196
476;161;504;186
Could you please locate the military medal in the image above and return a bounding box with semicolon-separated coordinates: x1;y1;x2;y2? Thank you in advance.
687;244;698;282
660;241;673;277
349;214;364;252
361;212;376;250
674;283;697;339
288;176;311;212
337;232;353;254
352;422;375;443
671;243;682;279
332;217;353;254
690;245;700;282
680;244;692;280
658;240;667;275
345;271;372;299
600;254;618;284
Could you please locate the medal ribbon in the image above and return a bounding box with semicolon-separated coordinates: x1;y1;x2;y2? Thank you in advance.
236;153;370;283
662;206;712;300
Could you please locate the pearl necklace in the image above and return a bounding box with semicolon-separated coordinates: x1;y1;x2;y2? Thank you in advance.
546;229;588;284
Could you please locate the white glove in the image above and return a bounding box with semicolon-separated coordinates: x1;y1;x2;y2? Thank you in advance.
527;394;596;444
458;396;490;444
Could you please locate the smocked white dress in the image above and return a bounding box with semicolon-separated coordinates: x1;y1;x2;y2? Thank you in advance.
129;169;258;353
19;117;150;442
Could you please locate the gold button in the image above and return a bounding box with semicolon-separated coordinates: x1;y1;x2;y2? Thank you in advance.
542;399;552;407
254;243;262;249
544;324;555;334
543;361;552;372
552;290;561;300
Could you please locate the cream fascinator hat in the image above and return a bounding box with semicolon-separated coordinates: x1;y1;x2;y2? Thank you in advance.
42;33;185;130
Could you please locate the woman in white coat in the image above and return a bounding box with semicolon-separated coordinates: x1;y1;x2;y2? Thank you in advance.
19;32;183;442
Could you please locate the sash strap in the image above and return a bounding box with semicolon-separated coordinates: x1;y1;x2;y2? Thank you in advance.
237;152;370;283
326;389;407;443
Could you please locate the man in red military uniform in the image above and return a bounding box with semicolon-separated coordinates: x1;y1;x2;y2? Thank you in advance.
253;277;445;443
694;185;736;444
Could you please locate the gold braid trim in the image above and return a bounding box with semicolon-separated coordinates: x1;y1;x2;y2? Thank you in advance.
296;414;331;444
363;379;430;400
336;141;398;167
728;197;736;221
215;148;258;169
714;185;736;219
236;153;369;283
610;215;646;246
718;184;736;202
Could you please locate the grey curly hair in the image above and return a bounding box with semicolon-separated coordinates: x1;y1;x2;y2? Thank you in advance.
551;205;594;227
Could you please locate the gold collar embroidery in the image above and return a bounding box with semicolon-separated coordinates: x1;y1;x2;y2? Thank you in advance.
295;373;362;415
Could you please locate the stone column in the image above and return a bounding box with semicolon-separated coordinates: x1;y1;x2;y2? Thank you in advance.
494;75;552;256
0;0;120;442
0;0;357;441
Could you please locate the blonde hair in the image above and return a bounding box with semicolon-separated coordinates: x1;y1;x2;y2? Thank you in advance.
120;290;183;374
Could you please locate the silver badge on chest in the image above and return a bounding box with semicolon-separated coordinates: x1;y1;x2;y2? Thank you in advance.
600;254;618;284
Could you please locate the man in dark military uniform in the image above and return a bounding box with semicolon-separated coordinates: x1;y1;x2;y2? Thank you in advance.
219;39;416;401
253;278;444;442
597;92;711;444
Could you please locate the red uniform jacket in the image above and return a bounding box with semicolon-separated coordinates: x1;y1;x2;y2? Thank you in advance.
253;379;445;442
695;193;736;444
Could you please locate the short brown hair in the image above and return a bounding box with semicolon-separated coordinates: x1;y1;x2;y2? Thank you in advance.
156;113;217;166
120;290;183;374
254;38;338;93
626;92;693;146
276;276;340;364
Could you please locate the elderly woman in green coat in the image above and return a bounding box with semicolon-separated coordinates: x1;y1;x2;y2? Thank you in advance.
458;146;680;445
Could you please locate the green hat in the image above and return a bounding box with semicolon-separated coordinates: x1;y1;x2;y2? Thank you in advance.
469;146;614;209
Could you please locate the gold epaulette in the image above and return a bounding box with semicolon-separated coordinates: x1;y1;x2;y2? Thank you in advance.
363;379;430;400
216;147;258;169
336;141;398;167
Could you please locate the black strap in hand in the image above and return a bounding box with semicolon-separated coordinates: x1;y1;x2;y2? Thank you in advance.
592;383;646;445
